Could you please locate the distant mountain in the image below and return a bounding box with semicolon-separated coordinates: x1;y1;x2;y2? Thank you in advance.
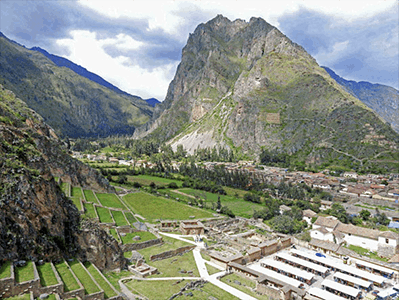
322;67;399;133
135;15;399;171
145;98;161;107
0;32;153;138
30;46;134;97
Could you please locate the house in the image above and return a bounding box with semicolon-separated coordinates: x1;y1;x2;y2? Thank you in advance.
179;220;205;235
302;209;317;225
312;216;340;232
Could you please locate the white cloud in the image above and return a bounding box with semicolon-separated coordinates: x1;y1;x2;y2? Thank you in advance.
56;30;178;99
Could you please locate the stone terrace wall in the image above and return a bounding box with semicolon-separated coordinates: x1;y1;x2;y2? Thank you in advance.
35;263;64;298
149;246;196;261
61;261;85;300
11;262;40;297
0;263;14;298
89;262;123;300
121;238;162;252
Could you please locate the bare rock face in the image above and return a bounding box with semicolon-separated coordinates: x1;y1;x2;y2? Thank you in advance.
77;221;126;271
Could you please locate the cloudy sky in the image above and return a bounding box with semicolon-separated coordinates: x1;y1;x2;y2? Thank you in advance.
1;0;397;100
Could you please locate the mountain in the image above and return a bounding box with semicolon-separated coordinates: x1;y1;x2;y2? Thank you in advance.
0;32;153;138
135;15;399;170
0;85;124;270
322;67;399;133
145;98;161;107
30;46;135;97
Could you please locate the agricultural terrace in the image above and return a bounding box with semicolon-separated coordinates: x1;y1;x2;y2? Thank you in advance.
127;175;183;188
83;189;99;204
178;188;265;218
4;294;31;300
96;193;127;209
109;228;121;243
84;262;118;299
120;231;157;244
148;251;199;278
96;207;114;223
0;261;11;279
71;187;84;199
69;260;101;295
37;263;58;287
111;210;128;226
54;261;80;292
122;192;214;222
83;203;97;219
14;261;35;283
125;279;239;300
124;212;137;224
138;235;193;261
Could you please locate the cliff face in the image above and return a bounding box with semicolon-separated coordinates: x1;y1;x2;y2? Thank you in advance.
0;33;153;138
135;15;399;168
322;67;399;133
0;85;125;270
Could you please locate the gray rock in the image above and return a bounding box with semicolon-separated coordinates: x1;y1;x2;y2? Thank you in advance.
39;293;49;299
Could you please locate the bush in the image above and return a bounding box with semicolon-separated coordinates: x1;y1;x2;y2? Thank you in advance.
168;182;178;189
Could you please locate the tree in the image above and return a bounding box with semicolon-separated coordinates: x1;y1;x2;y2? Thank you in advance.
327;203;348;223
359;209;371;221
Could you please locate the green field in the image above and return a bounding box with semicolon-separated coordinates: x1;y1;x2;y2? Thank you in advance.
71;187;83;198
70;197;83;211
60;182;70;196
149;251;199;278
111;210;128;226
0;261;11;279
69;260;101;295
37;263;58;287
125;212;137;224
178;282;240;300
15;261;35;283
205;263;222;275
84;262;117;299
54;262;80;292
123;192;213;222
109;228;121;243
127;175;184;187
83;189;99;204
138;236;192;261
4;293;31;300
96;207;114;223
178;188;264;218
83;202;97;219
96;193;127;209
121;231;157;244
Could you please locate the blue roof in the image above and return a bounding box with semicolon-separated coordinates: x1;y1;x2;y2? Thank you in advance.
388;221;399;229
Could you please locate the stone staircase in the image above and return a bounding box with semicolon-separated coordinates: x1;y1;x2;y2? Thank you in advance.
0;260;122;300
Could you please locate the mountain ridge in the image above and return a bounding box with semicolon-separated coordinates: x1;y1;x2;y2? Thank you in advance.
322;66;399;133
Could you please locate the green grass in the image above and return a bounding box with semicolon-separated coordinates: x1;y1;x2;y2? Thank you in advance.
83;189;99;204
0;261;11;279
70;196;83;211
55;261;80;292
83;202;97;219
121;231;157;244
205;263;222;275
123;192;213;223
124;279;191;299
68;260;101;295
96;207;114;223
220;273;267;299
60;182;70;196
109;228;121;243
178;188;264;218
346;245;389;262
96;193;127;209
104;270;132;292
71;187;83;198
127;175;184;188
138;235;192;262
84;262;117;299
148;251;199;278
111;210;128;226
179;282;241;300
125;212;137;224
46;294;56;300
4;293;31;300
14;261;35;283
37;263;58;287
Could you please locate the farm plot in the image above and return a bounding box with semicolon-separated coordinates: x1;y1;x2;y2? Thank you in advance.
37;263;58;287
96;193;127;209
96;207;114;223
83;190;99;204
54;261;80;292
123;192;213;223
111;210;128;226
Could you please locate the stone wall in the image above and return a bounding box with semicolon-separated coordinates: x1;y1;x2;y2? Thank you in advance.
116;226;133;234
60;261;85;300
121;238;162;252
149;246;196;261
378;244;399;258
11;262;40;298
35;263;64;298
84;290;104;300
89;262;122;300
0;263;14;298
256;282;283;299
